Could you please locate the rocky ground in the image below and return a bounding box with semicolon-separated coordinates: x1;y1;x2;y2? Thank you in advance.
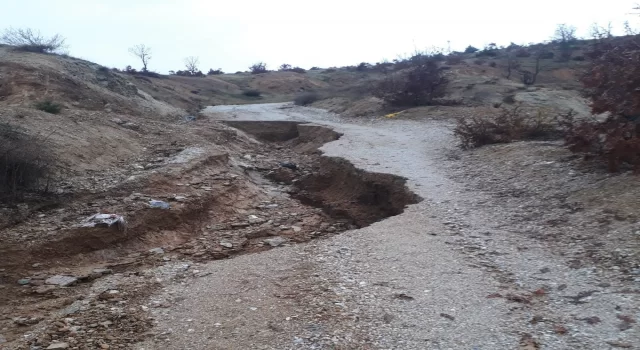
0;108;419;349
133;104;638;350
1;102;638;350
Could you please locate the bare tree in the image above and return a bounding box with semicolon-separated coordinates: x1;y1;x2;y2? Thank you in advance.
624;21;639;35
128;44;151;72
505;54;521;80
553;24;578;61
553;24;577;43
184;56;199;75
589;22;613;40
519;52;543;85
0;27;66;53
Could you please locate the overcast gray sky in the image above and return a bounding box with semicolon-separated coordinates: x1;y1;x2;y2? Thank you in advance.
1;0;637;73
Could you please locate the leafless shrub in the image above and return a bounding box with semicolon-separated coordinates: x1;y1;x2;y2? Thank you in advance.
560;34;640;172
453;106;561;149
519;52;544;85
0;123;57;201
559;113;640;172
0;27;66;53
589;22;613;40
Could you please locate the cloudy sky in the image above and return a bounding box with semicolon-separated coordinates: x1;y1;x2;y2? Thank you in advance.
1;0;637;73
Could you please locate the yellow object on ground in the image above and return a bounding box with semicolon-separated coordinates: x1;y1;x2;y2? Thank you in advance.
384;110;406;118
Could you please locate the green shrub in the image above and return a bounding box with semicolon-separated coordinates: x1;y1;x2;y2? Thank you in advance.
35;100;61;114
294;92;319;106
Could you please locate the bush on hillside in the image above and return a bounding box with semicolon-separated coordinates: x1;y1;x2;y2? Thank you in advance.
356;62;370;71
539;51;555;59
476;43;499;57
243;89;261;97
294;92;319;106
445;55;464;65
506;42;521;52
278;64;306;73
174;70;205;77
515;48;531;57
207;68;224;75
0;123;57;201
35;100;62;114
289;67;306;73
453;106;562;149
0;27;66;54
373;56;448;107
561;36;640;171
464;45;479;54
249;62;268;74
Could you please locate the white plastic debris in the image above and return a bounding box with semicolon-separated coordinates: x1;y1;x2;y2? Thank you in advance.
78;213;126;231
149;200;171;209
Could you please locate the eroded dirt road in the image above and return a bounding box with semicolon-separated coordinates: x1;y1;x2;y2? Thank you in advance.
134;103;639;350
